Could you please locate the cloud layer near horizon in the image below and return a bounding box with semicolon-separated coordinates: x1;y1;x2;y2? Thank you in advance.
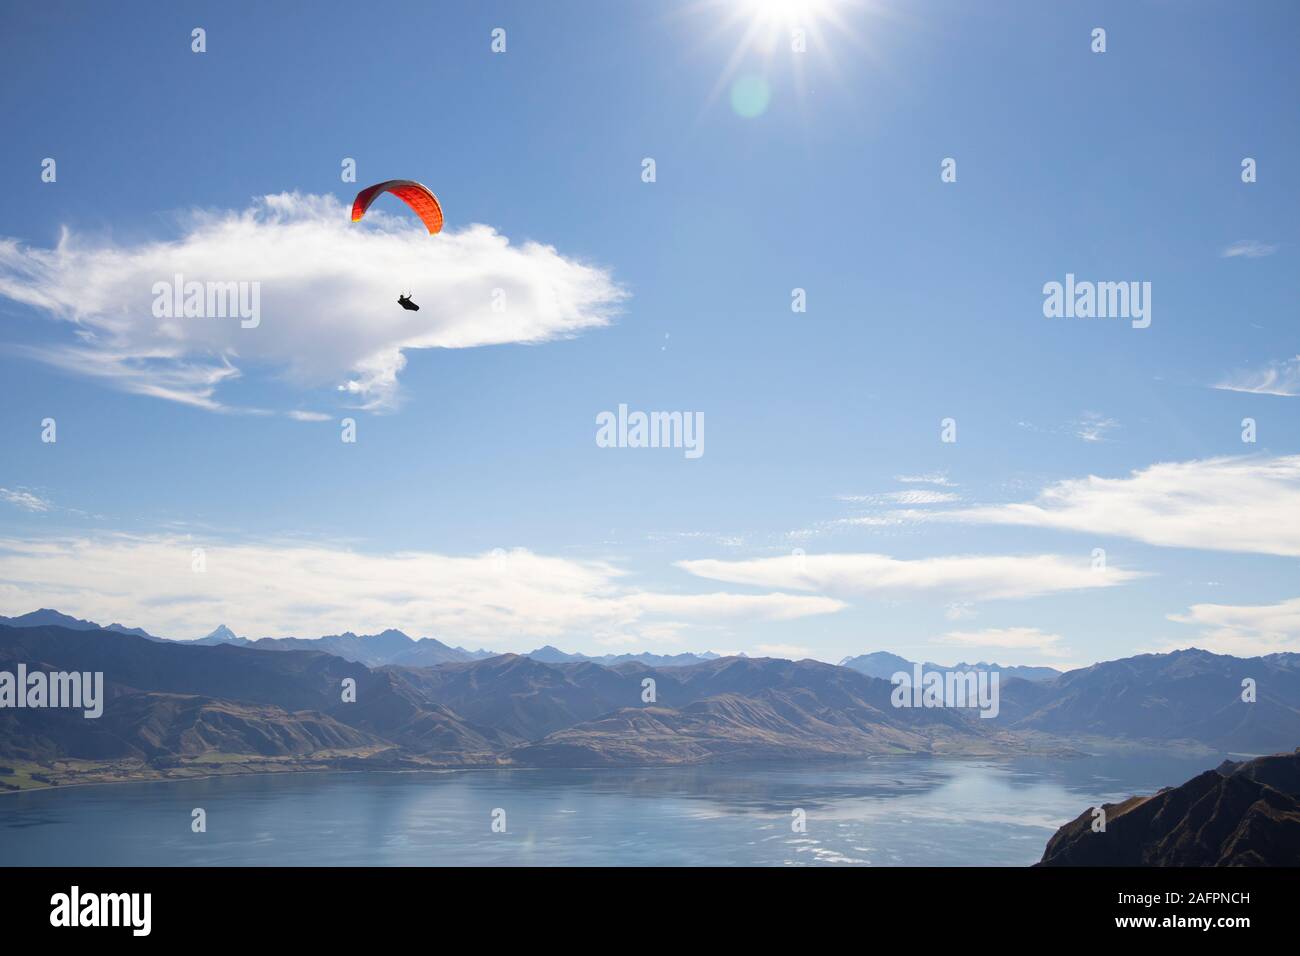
676;551;1140;601
935;626;1071;658
1167;596;1300;656
904;456;1300;558
0;534;842;647
0;193;625;411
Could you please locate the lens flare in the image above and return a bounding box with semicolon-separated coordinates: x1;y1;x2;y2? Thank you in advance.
730;74;772;117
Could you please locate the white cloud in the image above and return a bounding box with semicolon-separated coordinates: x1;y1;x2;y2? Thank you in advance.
287;410;333;422
0;193;625;412
1221;239;1278;258
0;488;51;513
676;551;1141;601
0;534;843;647
943;455;1300;557
935;626;1069;658
1166;597;1300;656
1213;356;1300;397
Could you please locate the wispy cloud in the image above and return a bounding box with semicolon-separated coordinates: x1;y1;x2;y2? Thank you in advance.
0;193;625;412
1075;411;1119;443
645;530;748;549
0;534;842;647
1166;596;1300;656
944;602;977;621
1213;356;1300;397
677;551;1141;601
837;489;960;505
895;472;954;487
0;488;51;513
938;455;1300;557
1221;239;1278;258
1018;413;1119;442
890;489;960;504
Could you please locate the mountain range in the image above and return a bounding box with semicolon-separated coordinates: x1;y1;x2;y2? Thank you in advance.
839;650;1061;682
191;627;726;669
188;625;498;668
993;649;1300;753
3;611;1298;794
0;608;164;642
2;609;727;669
0;621;1044;789
1;610;1078;677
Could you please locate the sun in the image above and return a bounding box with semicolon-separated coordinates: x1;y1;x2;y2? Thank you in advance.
687;0;870;118
724;0;849;52
740;0;838;27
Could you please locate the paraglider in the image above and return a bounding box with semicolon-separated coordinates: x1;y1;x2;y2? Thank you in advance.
351;180;442;311
351;180;444;234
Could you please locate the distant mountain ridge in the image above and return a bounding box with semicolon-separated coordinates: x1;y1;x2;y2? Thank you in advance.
995;648;1300;753
523;645;724;668
195;625;240;644
3;609;1052;675
839;650;1061;682
192;627;722;669
6;611;1017;675
0;608;164;641
189;625;497;668
0;613;499;667
193;629;727;669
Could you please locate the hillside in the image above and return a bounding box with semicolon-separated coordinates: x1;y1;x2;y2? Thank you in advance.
4;622;1299;792
1037;749;1300;866
0;624;1028;786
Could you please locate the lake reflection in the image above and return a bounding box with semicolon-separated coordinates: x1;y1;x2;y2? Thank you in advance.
0;752;1223;866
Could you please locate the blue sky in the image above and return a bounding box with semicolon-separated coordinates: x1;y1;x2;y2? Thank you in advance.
1;0;1297;666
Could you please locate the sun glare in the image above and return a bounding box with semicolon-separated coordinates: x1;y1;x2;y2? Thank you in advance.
742;0;836;27
688;0;870;119
731;0;845;44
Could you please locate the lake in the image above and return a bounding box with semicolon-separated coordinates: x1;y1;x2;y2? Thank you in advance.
0;752;1225;866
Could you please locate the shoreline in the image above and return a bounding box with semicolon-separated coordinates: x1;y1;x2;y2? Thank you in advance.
0;742;1195;798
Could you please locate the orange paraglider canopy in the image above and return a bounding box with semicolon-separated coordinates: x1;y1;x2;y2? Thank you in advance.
351;180;444;234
